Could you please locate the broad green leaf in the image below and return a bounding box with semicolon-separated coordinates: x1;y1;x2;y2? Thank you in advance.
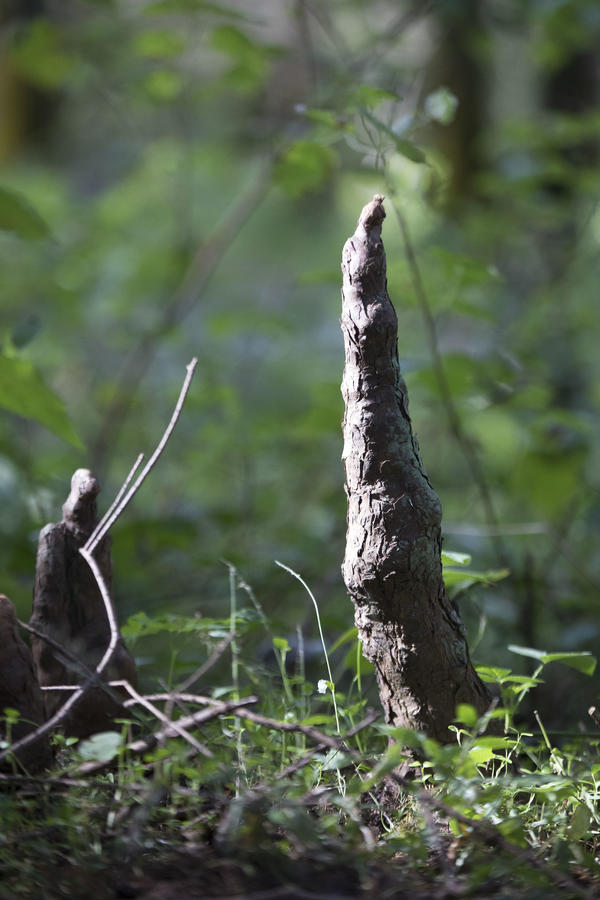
77;731;122;762
0;187;50;240
507;645;547;662
540;652;596;675
0;355;83;448
468;745;495;765
443;567;509;589
475;666;512;683
442;550;471;567
508;646;596;675
455;703;478;726
568;803;592;841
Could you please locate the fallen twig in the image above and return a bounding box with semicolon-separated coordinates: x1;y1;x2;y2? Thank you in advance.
70;695;259;777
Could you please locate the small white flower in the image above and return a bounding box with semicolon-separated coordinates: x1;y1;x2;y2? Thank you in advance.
317;679;328;694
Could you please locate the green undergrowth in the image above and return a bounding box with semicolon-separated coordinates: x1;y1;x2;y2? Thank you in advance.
1;565;600;899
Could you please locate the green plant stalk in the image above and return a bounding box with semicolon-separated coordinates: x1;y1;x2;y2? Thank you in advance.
275;560;341;735
228;564;246;787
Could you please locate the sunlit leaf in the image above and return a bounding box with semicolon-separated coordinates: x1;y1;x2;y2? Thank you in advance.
424;87;459;125
508;646;596;675
443;567;509;589
455;703;478;726
442;550;471;567
77;731;122;762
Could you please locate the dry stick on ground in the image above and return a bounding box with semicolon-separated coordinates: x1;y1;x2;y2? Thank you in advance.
109;680;213;757
92;160;273;471
340;195;494;741
0;359;198;767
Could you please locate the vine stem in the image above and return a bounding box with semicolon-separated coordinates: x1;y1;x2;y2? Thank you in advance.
385;180;510;570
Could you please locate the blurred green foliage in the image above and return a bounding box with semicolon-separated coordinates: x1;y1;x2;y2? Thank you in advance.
1;0;599;726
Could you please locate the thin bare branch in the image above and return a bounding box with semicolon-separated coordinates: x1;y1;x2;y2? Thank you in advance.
85;357;198;553
109;680;212;757
86;452;144;550
70;696;259;777
177;634;234;693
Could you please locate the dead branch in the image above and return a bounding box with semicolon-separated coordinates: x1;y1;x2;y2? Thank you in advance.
70;695;259;777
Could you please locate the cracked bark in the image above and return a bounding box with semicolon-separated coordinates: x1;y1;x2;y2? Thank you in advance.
340;195;492;741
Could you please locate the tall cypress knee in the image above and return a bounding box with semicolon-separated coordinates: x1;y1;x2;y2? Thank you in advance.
340;195;492;741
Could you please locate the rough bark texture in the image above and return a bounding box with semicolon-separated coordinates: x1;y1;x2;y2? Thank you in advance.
0;594;52;770
30;469;137;738
341;195;491;742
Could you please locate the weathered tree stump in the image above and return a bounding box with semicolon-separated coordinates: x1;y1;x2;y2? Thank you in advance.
340;195;492;741
0;594;51;770
30;469;137;738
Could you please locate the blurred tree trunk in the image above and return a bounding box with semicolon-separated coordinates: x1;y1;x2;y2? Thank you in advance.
340;196;493;742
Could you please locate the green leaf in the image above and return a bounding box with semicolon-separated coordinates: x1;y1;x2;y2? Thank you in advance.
455;703;478;727
0;354;83;448
77;731;122;762
443;567;509;589
442;550;472;567
468;745;495;765
540;652;596;675
0;187;50;240
507;645;547;662
508;646;596;675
